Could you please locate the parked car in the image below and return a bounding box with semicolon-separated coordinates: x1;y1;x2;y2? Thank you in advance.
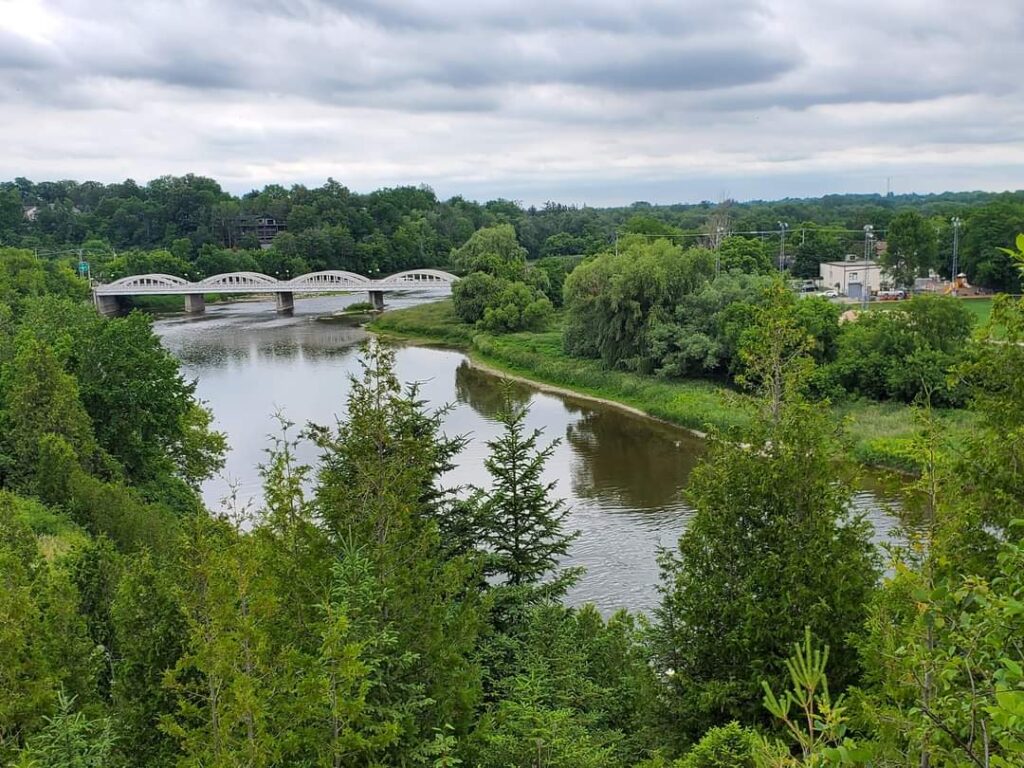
877;289;906;300
821;289;839;298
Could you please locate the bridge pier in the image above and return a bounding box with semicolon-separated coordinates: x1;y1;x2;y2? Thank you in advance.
275;291;294;314
94;294;127;317
368;290;385;311
184;294;206;314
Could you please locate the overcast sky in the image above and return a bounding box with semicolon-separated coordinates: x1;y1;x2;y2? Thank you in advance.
2;0;1022;205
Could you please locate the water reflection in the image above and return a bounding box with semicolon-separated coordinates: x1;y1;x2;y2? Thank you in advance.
454;361;533;420
565;405;704;511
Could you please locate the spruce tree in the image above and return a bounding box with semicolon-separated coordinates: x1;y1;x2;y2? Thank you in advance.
476;387;580;601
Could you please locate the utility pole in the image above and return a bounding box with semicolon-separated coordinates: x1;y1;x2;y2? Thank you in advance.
950;217;962;296
777;221;788;271
714;225;724;277
863;225;874;309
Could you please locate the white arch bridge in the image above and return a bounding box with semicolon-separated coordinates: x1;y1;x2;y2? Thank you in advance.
92;269;459;315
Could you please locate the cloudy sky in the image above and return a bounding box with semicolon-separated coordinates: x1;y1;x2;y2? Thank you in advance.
2;0;1022;205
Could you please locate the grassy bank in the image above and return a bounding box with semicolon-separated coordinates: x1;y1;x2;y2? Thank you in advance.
372;300;975;472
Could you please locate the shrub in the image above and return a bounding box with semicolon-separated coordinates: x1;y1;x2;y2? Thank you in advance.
479;281;553;333
452;271;504;324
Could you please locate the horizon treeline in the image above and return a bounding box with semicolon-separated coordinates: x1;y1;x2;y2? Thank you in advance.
2;175;1024;290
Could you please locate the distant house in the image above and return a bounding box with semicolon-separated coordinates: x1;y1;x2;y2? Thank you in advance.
819;258;884;299
22;206;39;221
233;215;286;249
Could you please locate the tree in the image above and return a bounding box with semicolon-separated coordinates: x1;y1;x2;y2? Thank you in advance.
0;338;97;491
961;199;1024;292
790;225;847;280
826;295;973;406
452;271;504;324
11;692;114;768
74;311;225;486
678;722;758;768
110;553;186;768
653;293;878;744
717;236;773;274
451;224;527;279
882;211;939;288
309;341;485;744
756;629;864;767
475;389;579;595
478;281;553;333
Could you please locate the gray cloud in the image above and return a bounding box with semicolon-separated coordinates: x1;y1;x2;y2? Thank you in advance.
0;0;1022;202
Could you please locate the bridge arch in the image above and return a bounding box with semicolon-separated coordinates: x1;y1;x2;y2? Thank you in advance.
286;270;371;290
197;271;279;291
373;269;459;288
103;273;190;292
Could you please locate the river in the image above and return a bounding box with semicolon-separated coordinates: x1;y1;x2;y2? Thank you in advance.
154;293;902;614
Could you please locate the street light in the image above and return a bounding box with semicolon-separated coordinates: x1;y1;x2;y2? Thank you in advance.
777;221;788;271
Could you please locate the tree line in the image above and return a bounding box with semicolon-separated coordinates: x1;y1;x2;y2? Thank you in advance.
2;175;1023;290
1;241;1023;766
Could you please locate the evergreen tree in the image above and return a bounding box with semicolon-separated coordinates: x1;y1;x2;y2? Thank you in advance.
309;340;485;748
475;388;580;597
11;692;114;768
110;552;186;768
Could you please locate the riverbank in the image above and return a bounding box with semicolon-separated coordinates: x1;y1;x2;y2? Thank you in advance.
371;300;976;473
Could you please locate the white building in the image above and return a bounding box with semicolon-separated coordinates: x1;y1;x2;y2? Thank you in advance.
819;259;884;299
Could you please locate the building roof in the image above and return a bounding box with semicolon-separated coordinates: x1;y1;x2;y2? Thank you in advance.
820;260;879;268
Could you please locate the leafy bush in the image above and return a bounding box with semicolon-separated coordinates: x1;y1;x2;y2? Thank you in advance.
826;296;973;405
479;281;553;333
452;271;504;324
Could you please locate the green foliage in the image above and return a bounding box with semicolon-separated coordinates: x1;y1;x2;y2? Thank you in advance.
717;236;774;274
473;389;579;597
110;552;185;767
678;721;758;768
532;254;583;306
451;223;527;279
0;494;101;764
790;225;848;280
827;296;973;406
11;692;114;768
563;238;715;372
309;340;485;745
653;308;878;744
881;210;939;288
452;270;504;324
962;198;1024;291
73;310;225;485
478;280;553;333
0;337;97;491
758;629;864;767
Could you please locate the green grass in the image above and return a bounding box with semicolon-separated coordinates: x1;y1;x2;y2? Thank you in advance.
372;300;976;472
868;296;995;327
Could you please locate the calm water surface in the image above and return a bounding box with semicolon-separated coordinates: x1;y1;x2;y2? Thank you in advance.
154;293;902;613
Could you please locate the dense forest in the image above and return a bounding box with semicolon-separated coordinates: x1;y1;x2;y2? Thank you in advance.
2;175;1024;290
1;231;1024;766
